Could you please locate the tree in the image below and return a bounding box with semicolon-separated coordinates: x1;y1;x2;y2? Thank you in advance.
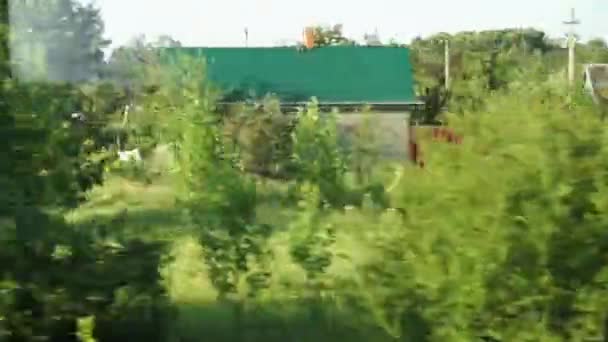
312;24;355;47
9;0;110;82
583;38;608;63
105;34;183;88
410;28;560;115
587;37;607;50
152;34;182;48
410;35;455;121
103;35;185;153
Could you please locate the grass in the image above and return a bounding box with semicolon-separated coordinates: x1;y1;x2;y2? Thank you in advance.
63;151;406;341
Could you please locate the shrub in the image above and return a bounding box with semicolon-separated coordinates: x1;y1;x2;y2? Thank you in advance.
222;96;296;179
0;208;172;342
291;100;350;207
328;82;608;341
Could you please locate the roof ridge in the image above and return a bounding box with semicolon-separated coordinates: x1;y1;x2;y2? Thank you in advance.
160;46;417;104
162;45;408;50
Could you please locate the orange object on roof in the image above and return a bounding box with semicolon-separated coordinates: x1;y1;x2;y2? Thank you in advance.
303;27;315;49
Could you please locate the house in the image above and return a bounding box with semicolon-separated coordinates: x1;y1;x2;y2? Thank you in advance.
159;36;423;161
583;64;608;108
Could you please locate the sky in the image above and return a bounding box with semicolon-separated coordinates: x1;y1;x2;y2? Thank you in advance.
88;0;608;50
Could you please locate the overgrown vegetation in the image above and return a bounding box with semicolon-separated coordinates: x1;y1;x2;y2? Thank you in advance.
410;29;608;122
3;1;608;341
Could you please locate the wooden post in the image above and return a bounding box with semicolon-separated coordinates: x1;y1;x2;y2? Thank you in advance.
444;39;450;91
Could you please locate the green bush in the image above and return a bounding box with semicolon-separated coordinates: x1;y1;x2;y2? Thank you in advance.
0;81;112;212
0;208;172;342
319;82;608;341
219;95;297;180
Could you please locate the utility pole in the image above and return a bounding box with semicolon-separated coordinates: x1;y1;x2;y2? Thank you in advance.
563;8;580;87
244;28;249;47
444;39;450;90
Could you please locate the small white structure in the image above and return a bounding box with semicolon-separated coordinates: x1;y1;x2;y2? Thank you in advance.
117;148;142;163
70;112;86;121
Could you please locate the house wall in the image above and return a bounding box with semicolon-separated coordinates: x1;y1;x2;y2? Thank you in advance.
334;112;411;160
583;64;608;105
222;108;412;162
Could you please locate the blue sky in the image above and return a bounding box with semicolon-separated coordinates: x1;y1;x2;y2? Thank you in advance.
89;0;607;49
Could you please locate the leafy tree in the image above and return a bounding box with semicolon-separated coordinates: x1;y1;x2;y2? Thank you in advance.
104;36;153;89
0;3;173;341
151;34;182;48
105;34;183;85
411;29;549;115
586;37;607;50
311;24;355;47
163;54;274;341
9;0;110;82
411;28;608;116
223;95;297;179
291;100;349;207
289;183;336;324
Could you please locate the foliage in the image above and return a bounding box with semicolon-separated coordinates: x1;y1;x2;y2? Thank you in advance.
288;183;337;327
158;55;275;342
222;95;297;179
0;4;172;341
289;184;334;285
345;108;382;184
291;100;349;207
0;208;172;342
310;24;355;47
410;28;608;116
327;82;608;341
9;0;110;82
0;81;111;213
76;316;97;342
7;3;608;339
104;36;159;89
105;39;191;153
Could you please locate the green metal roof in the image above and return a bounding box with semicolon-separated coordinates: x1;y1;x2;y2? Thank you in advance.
159;46;418;105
